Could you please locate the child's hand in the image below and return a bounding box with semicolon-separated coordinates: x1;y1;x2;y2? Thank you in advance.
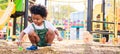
16;40;23;51
57;36;63;41
16;40;22;46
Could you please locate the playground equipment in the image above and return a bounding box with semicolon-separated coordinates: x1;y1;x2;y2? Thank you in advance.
0;1;15;30
48;0;87;40
0;0;27;41
88;0;120;45
0;0;15;40
70;12;85;40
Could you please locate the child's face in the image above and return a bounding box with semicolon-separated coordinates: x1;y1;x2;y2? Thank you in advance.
31;14;44;26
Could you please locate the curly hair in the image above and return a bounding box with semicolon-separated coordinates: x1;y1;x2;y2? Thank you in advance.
30;4;47;18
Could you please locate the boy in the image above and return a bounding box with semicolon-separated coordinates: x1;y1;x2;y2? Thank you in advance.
17;4;63;50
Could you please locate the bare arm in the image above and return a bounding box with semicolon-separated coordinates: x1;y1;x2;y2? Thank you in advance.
54;29;59;36
18;31;26;41
54;29;63;41
16;31;26;46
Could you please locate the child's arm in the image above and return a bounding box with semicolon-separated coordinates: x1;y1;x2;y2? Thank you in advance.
19;31;26;41
46;21;63;41
17;31;26;45
54;29;63;41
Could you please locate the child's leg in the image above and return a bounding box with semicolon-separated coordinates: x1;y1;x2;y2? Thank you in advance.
46;29;55;44
28;31;40;45
26;31;39;50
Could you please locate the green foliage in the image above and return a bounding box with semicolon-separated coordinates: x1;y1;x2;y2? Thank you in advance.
0;0;8;4
0;0;8;10
0;4;7;10
54;5;76;20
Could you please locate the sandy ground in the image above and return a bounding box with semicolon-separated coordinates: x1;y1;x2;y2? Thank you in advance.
0;40;120;54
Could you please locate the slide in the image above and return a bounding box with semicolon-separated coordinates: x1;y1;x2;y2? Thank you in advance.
0;2;15;30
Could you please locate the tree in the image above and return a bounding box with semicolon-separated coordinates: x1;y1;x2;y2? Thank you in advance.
53;5;77;20
0;0;8;10
0;0;7;3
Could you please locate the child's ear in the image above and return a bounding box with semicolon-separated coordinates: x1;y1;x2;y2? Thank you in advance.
43;17;46;20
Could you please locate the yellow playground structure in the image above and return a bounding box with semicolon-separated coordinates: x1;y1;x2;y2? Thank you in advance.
0;0;25;41
0;0;15;40
0;0;15;30
91;0;120;45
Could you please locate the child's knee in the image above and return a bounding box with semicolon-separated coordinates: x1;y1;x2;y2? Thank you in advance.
47;29;55;35
28;31;36;36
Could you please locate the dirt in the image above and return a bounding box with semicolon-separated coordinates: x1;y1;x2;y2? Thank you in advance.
0;40;120;54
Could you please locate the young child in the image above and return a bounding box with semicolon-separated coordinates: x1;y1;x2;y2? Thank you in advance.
17;4;63;50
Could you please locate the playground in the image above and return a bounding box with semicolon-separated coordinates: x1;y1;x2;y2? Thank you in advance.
0;0;120;54
0;40;120;54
